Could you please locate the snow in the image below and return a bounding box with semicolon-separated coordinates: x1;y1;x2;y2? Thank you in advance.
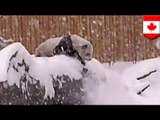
0;43;30;83
61;17;66;22
0;42;84;99
83;59;108;104
102;59;160;104
92;20;96;24
123;58;160;79
103;61;134;73
98;22;102;26
84;61;140;104
2;42;160;104
30;55;84;99
81;25;85;30
85;69;142;104
31;56;83;81
83;59;156;104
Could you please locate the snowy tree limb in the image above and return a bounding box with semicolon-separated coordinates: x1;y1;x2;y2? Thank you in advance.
137;85;150;95
137;70;157;80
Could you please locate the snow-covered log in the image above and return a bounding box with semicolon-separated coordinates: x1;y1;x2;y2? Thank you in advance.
0;42;90;105
0;42;110;105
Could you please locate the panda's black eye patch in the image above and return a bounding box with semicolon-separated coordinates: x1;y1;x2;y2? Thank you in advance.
82;44;88;49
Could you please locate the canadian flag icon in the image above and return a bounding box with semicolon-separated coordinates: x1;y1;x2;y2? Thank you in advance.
143;15;160;40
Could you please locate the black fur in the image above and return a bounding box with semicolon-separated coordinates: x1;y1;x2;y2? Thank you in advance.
54;35;85;65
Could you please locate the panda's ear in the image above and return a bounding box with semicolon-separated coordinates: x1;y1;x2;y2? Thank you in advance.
82;44;88;49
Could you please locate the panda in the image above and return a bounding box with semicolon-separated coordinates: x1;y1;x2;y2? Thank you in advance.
0;37;14;50
70;34;93;61
53;35;86;65
35;34;93;61
35;37;63;57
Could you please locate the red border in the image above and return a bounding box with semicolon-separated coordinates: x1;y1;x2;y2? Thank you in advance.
144;16;160;21
144;34;160;39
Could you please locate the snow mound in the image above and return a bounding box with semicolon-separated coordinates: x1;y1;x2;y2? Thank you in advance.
102;58;160;104
0;42;110;104
120;58;160;104
0;42;85;102
122;58;160;79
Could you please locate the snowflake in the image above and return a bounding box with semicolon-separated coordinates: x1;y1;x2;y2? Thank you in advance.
93;20;96;24
81;25;86;30
99;22;102;26
62;17;66;22
96;34;99;37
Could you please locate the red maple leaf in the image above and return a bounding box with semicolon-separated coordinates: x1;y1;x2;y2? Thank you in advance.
147;23;156;32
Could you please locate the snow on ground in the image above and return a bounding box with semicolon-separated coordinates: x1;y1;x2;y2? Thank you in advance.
121;58;160;104
1;42;160;104
102;59;160;104
103;61;134;73
84;68;142;105
85;62;146;104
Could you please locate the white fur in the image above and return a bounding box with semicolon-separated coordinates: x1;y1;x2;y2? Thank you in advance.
35;35;93;60
35;37;63;57
71;34;93;60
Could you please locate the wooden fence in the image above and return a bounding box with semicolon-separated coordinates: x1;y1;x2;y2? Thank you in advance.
0;15;160;63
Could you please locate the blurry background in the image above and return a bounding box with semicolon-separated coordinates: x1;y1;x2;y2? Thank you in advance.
0;15;159;64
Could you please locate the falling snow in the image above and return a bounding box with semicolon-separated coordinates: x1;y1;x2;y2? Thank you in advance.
62;17;66;22
92;20;96;24
81;25;86;30
91;30;94;33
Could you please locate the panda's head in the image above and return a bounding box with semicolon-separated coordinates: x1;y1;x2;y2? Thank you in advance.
70;34;93;61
